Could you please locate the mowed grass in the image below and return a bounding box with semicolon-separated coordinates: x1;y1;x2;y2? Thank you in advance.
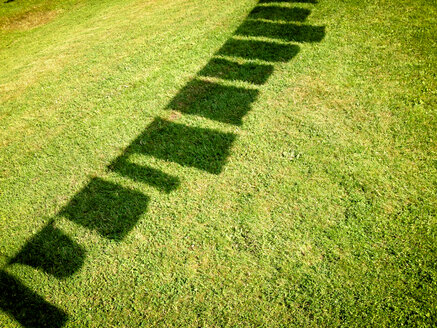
0;0;436;326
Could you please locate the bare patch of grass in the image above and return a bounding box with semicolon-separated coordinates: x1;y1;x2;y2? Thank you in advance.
0;8;59;31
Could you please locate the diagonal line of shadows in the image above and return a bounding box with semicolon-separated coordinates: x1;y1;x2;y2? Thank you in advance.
2;0;325;326
0;270;68;328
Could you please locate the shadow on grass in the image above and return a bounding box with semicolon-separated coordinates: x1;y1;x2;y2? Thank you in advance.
235;20;325;43
111;118;236;175
109;157;180;193
167;79;259;125
259;0;318;3
248;6;311;22
0;270;67;328
60;178;150;241
169;1;325;123
217;39;300;62
198;58;274;85
9;222;85;279
2;0;325;326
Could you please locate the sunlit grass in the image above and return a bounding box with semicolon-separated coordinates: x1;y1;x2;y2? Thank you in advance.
0;0;436;326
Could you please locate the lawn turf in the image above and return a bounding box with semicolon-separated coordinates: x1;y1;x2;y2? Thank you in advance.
0;0;436;326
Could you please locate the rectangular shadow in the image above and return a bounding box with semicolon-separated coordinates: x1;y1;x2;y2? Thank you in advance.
0;270;68;328
128;118;236;174
248;6;311;22
60;178;149;241
235;20;325;43
258;0;317;3
167;79;259;125
217;38;299;62
9;223;85;279
198;58;274;85
109;157;180;193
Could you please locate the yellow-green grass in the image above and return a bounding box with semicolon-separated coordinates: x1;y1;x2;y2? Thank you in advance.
0;0;436;326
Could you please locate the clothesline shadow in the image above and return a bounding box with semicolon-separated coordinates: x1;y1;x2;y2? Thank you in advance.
0;271;67;328
0;0;325;326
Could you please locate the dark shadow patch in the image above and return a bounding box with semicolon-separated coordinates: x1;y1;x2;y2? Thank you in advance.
198;58;274;85
0;270;68;328
217;38;299;62
235;20;325;43
109;157;180;193
9;223;85;279
248;6;311;22
167;79;259;125
60;178;149;241
127;117;236;174
259;0;317;3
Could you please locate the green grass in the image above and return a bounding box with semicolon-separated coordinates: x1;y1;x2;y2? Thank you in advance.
0;0;436;326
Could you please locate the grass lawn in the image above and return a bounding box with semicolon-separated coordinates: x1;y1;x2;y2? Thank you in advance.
0;0;436;326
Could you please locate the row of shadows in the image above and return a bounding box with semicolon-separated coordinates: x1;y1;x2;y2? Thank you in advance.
0;1;324;327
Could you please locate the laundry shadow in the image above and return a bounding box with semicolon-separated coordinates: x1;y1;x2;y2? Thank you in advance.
198;58;274;85
0;0;326;326
117;117;236;175
248;6;311;22
235;20;325;43
166;0;326;124
217;38;300;62
167;79;259;125
9;222;85;279
109;157;180;193
259;0;317;3
60;177;149;241
0;270;68;328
